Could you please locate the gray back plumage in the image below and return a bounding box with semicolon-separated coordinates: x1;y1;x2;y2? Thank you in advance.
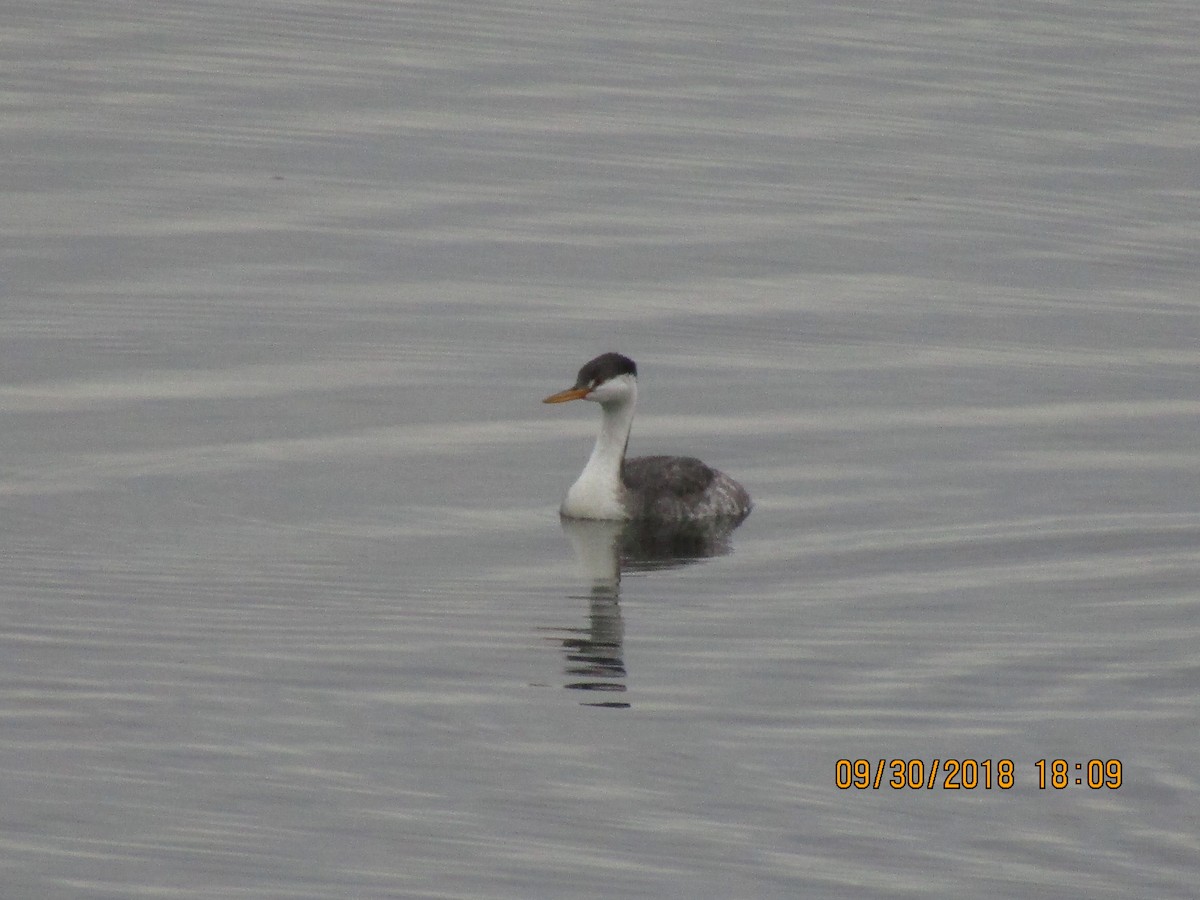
622;455;750;521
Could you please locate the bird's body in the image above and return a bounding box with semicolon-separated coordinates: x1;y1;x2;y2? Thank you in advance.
543;353;752;522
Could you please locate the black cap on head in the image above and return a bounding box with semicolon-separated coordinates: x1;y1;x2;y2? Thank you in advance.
574;352;637;389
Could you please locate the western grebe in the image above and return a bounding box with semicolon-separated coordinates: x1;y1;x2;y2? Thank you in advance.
543;352;752;521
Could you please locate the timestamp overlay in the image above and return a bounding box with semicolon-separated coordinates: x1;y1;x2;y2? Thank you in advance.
835;758;1123;791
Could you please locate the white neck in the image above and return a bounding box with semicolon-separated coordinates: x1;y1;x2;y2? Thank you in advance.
560;377;638;519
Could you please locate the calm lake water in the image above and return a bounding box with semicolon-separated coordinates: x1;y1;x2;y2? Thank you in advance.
3;1;1199;897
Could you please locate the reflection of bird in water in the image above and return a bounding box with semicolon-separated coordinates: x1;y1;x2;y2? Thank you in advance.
561;517;746;582
547;516;749;708
557;582;628;709
544;353;752;522
617;517;742;573
551;520;628;707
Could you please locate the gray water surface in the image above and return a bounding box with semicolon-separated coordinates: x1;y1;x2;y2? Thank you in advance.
3;2;1199;897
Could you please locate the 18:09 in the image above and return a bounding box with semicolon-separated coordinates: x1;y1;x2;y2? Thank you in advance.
1035;759;1122;789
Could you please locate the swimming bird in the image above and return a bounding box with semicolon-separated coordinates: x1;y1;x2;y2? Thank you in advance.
543;353;752;521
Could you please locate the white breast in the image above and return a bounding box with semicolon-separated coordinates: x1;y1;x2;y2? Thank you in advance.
561;468;628;520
